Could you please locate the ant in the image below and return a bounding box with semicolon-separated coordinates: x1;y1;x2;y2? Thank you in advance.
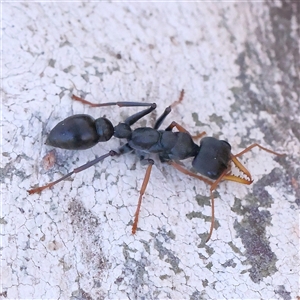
28;90;284;242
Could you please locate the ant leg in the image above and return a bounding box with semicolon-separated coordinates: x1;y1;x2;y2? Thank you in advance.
154;89;184;130
205;144;281;242
165;121;206;140
72;94;155;108
73;94;158;127
192;132;207;140
154;89;204;137
206;190;216;243
28;150;118;194
205;144;284;242
168;161;226;243
168;161;213;186
154;106;171;129
206;145;280;242
205;169;229;242
234;143;284;158
170;89;185;109
169;161;216;242
165;121;191;134
132;159;154;234
223;144;284;185
124;104;157;126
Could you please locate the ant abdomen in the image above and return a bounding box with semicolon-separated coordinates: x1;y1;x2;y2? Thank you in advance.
46;114;114;150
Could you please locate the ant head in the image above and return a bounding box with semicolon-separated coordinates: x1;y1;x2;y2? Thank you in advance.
192;137;232;180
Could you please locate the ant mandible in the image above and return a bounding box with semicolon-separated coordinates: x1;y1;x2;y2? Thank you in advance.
28;90;284;242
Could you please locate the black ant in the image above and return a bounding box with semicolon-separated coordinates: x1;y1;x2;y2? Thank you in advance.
28;90;284;242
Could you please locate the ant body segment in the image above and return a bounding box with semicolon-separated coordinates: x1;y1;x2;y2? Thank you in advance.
28;90;283;242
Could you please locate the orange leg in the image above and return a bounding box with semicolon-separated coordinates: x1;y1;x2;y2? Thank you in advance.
192;131;206;140
169;158;254;242
132;161;154;234
205;169;233;242
168;161;213;186
171;89;185;109
164;90;206;140
165;121;191;134
205;155;255;241
165;121;206;140
234;143;284;158
205;145;284;241
72;94;99;107
168;161;219;242
169;143;283;242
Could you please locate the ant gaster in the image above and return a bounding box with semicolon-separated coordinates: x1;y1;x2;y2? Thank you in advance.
28;90;283;242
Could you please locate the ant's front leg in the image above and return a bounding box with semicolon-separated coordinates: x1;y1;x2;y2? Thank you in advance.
168;161;228;243
233;143;284;158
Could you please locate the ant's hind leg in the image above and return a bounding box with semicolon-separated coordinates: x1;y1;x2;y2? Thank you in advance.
28;150;118;195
